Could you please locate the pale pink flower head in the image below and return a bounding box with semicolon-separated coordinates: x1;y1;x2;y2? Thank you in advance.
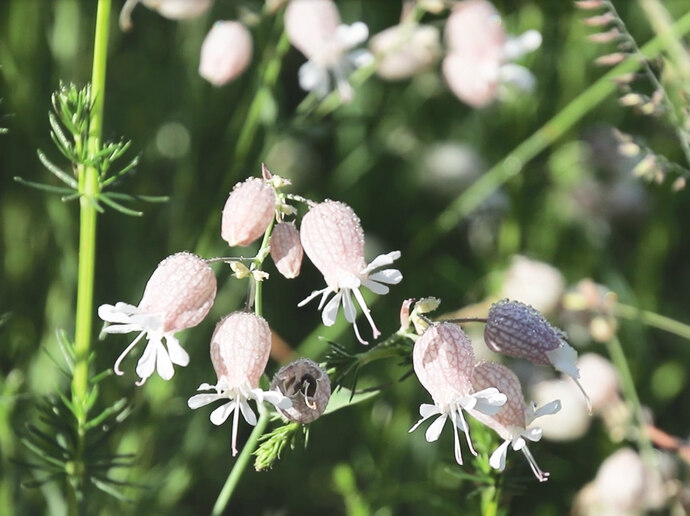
187;312;291;456
269;222;303;279
594;448;648;513
484;299;591;410
577;353;620;414
298;200;402;344
470;361;561;482
98;252;217;385
409;323;506;465
221;177;276;247
370;23;441;81
442;0;542;107
284;0;372;100
120;0;213;31
199;21;253;87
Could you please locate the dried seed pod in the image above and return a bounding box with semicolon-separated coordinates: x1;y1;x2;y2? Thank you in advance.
270;358;331;423
269;222;303;278
221;177;276;247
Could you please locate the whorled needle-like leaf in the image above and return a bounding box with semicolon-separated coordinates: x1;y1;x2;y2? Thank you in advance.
98;194;143;216
101;156;140;187
25;424;70;458
90;477;132;503
105;191;169;203
37;149;78;188
13;176;75;196
85;398;129;431
22;473;65;489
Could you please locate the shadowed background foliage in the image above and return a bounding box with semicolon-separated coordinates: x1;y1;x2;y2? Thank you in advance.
1;0;690;514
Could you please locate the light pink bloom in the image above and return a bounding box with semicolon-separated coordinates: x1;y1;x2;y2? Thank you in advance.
187;312;291;456
269;222;303;278
442;0;542;107
484;299;591;410
577;353;620;414
370;23;441;81
120;0;213;31
284;0;372;100
594;448;648;513
298;200;402;344
409;323;506;465
98;252;217;385
199;21;253;86
221;177;276;247
470;361;560;482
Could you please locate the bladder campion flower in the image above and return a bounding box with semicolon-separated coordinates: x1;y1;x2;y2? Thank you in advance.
409;323;506;465
269;222;303;279
298;200;402;344
370;23;441;81
187;312;291;456
199;21;253;86
98;252;217;385
470;361;561;482
221;177;276;247
270;358;331;424
119;0;213;32
484;299;591;410
284;0;372;101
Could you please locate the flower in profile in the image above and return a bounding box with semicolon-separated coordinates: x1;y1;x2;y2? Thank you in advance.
98;252;217;385
269;222;303;279
370;23;441;81
221;177;276;247
187;312;291;456
284;0;372;101
442;0;542;107
119;0;213;32
470;361;561;482
409;323;506;465
199;21;253;86
484;299;591;410
270;358;331;423
298;200;402;344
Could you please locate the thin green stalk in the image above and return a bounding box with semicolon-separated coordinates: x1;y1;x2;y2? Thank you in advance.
211;408;270;516
614;302;690;341
252;218;275;318
71;0;110;509
480;485;499;516
411;10;690;257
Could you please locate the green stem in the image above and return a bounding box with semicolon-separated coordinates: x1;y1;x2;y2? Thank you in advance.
411;10;690;257
480;485;499;516
211;407;270;516
252;217;275;318
71;0;110;509
614;302;690;341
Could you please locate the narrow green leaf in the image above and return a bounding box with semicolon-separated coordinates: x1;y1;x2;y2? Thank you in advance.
99;194;143;216
37;149;78;188
48;112;72;151
26;424;69;456
56;329;75;368
90;477;133;502
19;438;67;469
322;387;378;416
58;393;78;417
89;369;113;385
13;177;75;195
21;473;64;488
85;398;128;430
101;156;140;187
106;191;169;203
84;384;99;414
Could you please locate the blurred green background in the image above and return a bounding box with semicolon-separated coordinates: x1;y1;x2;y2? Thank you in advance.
1;0;690;514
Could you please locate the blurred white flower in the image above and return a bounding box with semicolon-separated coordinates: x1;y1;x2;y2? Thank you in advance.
199;21;253;86
370;23;441;81
500;255;565;315
530;377;591;441
120;0;213;31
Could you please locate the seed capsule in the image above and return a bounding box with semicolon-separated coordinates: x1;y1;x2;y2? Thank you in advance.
270;358;331;423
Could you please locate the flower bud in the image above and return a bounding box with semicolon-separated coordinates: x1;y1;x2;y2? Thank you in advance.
221;177;276;247
284;0;342;65
270;358;331;423
210;311;271;389
120;0;213;31
199;21;253;86
370;24;441;81
269;222;303;279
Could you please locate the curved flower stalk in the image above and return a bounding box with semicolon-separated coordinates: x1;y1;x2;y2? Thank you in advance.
119;0;213;31
470;361;561;482
187;312;291;456
442;0;542;107
298;200;402;344
409;323;506;465
98;252;217;385
484;299;591;411
284;0;372;101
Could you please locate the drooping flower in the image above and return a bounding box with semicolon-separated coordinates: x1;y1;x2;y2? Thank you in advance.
409;323;506;465
119;0;213;32
484;299;591;410
199;21;253;86
221;177;276;247
442;0;542;107
187;312;291;456
298;200;402;344
269;222;303;279
284;0;372;101
470;361;560;482
370;23;441;81
270;358;331;423
98;252;217;385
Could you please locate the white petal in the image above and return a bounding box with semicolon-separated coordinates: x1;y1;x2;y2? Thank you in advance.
261;390;292;409
367;269;402;285
360;279;389;295
188;393;223;409
238;399;257;426
113;331;146;376
155;342;175;381
363;251;401;273
298;286;330;307
165;335;189;367
197;382;217;391
336;22;368;48
298;60;328;94
532;399;561;420
210;401;236;426
349;48;373;68
98;303;138;323
499;64;536;92
135;341;157;384
503;30;542;60
409;404;441;433
322;292;342;326
470;387;507;416
523;427;543;442
425;414;447;442
489;440;511;471
454;408;477;457
511;436;527;451
102;323;143;334
351;287;380;339
341;290;357;323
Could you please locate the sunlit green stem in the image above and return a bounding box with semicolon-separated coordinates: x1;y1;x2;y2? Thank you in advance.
411;10;690;257
211;407;270;516
252;218;275;318
70;0;110;511
614;302;690;341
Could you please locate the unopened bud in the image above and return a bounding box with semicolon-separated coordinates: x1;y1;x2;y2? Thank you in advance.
270;222;304;279
221;177;276;247
120;0;213;32
583;13;615;26
229;261;250;279
595;52;627;66
574;0;605;9
199;21;253;86
588;28;622;43
631;154;656;177
271;358;331;423
618;93;644;107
